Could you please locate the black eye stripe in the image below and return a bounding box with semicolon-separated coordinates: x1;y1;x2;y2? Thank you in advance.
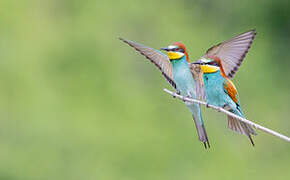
206;61;219;66
175;48;185;53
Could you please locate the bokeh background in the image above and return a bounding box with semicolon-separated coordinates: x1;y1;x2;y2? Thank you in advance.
0;0;289;179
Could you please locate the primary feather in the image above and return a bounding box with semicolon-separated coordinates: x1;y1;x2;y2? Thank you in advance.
203;29;257;78
119;38;176;89
190;63;206;101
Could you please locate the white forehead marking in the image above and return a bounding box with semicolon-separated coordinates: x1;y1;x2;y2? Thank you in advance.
168;45;178;49
200;58;212;63
200;57;220;69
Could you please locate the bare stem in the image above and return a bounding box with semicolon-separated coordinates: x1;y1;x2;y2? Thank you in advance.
163;88;290;142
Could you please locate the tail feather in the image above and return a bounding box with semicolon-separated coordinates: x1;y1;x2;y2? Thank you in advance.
187;103;210;149
228;115;256;146
192;115;210;149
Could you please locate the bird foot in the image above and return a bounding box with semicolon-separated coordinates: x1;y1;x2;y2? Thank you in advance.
183;95;191;102
172;91;181;98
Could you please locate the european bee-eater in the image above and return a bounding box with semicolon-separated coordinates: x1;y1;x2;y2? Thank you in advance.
120;29;256;147
120;38;210;148
193;30;257;145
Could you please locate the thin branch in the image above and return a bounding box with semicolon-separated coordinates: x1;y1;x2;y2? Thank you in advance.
164;88;290;142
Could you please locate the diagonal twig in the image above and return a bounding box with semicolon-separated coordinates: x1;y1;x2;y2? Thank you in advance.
163;88;290;142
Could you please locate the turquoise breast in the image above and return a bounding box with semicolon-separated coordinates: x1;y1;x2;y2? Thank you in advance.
203;70;227;107
171;57;196;98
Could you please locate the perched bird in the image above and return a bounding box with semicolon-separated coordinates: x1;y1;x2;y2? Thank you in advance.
193;30;257;145
120;29;256;147
120;38;210;148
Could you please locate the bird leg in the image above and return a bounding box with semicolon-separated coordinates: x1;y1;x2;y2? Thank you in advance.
184;95;192;102
221;104;231;113
172;90;181;98
206;103;210;108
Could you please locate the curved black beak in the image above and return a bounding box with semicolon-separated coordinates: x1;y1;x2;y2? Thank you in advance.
192;59;203;64
160;47;171;51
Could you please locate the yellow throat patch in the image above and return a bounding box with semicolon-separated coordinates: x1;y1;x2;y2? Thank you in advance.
168;51;184;60
200;65;219;73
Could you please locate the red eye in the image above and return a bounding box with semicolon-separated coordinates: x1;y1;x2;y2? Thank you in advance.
209;61;218;66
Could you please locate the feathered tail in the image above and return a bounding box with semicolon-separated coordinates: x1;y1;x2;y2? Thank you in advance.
228;116;256;146
188;103;210;149
193;115;210;149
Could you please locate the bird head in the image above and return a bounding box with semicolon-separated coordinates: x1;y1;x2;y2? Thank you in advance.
193;58;220;74
161;42;189;62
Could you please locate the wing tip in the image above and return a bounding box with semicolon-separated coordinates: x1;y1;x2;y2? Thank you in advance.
248;135;255;146
119;37;177;89
119;37;128;43
227;29;257;78
248;28;257;33
244;28;257;36
249;28;257;40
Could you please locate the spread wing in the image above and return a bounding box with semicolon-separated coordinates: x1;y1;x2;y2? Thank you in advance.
189;63;206;101
120;38;176;89
203;29;256;78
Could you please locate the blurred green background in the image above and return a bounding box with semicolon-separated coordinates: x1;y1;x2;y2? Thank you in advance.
0;0;289;179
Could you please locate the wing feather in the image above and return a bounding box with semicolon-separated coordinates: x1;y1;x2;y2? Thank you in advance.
203;29;257;78
189;63;206;101
120;38;176;89
223;79;238;104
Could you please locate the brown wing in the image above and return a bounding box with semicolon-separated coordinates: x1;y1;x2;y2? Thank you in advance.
203;29;256;78
189;63;206;101
223;78;239;104
120;38;176;89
